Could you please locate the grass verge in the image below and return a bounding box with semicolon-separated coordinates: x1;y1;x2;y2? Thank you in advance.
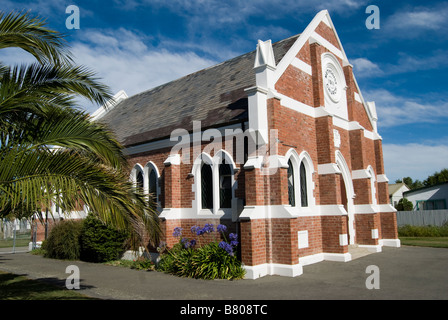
399;237;448;249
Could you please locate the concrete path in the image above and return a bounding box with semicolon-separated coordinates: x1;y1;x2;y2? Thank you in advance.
0;246;447;300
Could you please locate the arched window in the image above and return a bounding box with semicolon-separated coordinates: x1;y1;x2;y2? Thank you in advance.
201;163;213;209
148;169;157;201
286;149;315;209
144;161;160;207
300;162;308;207
219;159;232;208
136;170;144;193
288;159;295;206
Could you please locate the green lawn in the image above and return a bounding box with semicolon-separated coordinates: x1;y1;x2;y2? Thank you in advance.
0;271;97;300
399;237;448;248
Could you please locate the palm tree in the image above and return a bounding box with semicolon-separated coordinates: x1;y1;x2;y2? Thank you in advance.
0;10;161;249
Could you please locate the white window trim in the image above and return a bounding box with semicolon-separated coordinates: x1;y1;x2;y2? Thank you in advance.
191;150;237;216
144;161;161;210
284;149;316;213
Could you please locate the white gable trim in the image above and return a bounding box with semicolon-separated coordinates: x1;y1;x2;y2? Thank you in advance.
274;10;348;85
271;10;377;132
291;57;312;76
91;90;128;121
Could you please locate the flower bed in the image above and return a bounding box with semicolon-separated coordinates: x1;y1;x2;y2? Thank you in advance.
157;223;245;280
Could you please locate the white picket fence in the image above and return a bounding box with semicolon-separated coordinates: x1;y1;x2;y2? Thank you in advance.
396;210;448;226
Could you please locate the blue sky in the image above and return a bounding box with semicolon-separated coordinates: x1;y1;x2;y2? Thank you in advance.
2;0;448;182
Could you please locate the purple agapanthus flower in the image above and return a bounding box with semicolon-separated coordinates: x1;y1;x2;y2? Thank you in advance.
229;233;238;241
191;225;200;235
173;227;183;238
217;224;227;233
203;223;214;233
219;241;234;256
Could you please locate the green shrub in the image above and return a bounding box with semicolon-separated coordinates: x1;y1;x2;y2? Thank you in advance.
43;220;83;260
157;243;196;277
191;242;245;280
398;223;448;237
130;257;155;271
395;198;413;211
79;215;129;263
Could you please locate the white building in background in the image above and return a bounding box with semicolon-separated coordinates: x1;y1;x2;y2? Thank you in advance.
403;182;448;211
389;182;410;208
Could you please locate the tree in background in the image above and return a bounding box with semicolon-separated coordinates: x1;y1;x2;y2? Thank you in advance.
395;168;448;190
395;198;413;211
423;169;448;187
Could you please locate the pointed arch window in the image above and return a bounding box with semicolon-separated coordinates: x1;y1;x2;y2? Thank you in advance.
219;159;232;208
148;169;157;201
201;163;213;209
300;162;308;207
288;159;295;206
136;170;144;193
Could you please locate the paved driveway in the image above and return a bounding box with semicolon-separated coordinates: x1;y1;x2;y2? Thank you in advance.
0;246;447;301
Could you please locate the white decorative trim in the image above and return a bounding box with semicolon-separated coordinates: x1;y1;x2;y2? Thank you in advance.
352;169;372;180
163;154;181;166
300;251;352;265
91;90;128;121
244;263;303;279
354;204;378;214
240;204;349;220
159;207;233;220
319;204;347;216
380;239;401;247
378;204;397;213
299;253;324;266
243;156;264;169
354;92;362;103
354;204;397;214
333;129;341;148
323;252;352;262
318;163;341;175
245;86;269;145
358;244;382;253
310;32;344;60
159;208;183;220
377;174;389;183
339;234;348;246
298;230;309;249
291;57;312;76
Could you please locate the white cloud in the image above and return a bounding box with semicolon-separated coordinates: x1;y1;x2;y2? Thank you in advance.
70;28;217;113
364;89;448;128
351;58;383;77
383;143;448;181
383;4;448;38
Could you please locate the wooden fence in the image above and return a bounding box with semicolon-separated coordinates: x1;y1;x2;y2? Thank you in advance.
396;210;448;226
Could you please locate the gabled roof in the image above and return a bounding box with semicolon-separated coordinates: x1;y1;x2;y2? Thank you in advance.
388;183;410;196
99;35;299;147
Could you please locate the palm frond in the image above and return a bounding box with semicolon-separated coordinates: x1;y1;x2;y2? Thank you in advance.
0;63;113;117
0;10;71;65
0;146;161;247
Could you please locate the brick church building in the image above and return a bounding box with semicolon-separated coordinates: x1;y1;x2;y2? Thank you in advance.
95;10;400;279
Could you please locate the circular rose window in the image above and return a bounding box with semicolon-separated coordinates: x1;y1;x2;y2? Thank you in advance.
324;64;341;103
